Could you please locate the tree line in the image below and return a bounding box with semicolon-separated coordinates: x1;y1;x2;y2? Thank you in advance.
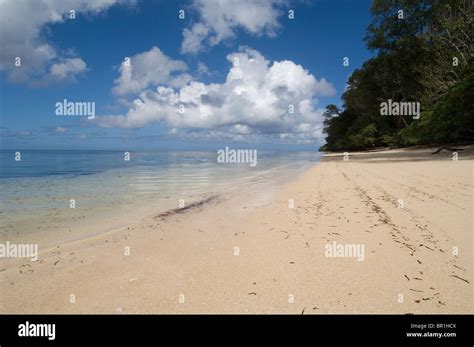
321;0;473;151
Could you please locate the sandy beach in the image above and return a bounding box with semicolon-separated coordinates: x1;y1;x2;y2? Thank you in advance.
1;146;472;314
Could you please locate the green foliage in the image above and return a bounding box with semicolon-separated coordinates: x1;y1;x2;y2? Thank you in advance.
349;123;378;149
321;0;474;151
400;68;474;145
427;68;474;142
397;111;432;146
379;134;398;147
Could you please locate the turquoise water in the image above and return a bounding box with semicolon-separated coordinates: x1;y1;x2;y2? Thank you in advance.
0;150;320;179
0;150;322;237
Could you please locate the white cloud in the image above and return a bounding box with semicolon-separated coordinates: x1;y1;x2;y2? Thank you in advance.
0;0;131;85
112;46;190;95
197;61;211;76
96;47;336;144
50;58;87;80
182;22;211;55
181;0;288;54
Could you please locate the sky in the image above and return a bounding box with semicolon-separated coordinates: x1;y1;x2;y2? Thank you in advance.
0;0;374;151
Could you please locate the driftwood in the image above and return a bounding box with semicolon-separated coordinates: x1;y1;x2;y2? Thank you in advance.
431;146;463;154
153;195;219;219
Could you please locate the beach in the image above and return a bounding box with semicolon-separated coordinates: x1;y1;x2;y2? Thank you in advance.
0;147;472;314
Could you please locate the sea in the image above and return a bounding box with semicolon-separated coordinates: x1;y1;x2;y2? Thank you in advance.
0;150;322;244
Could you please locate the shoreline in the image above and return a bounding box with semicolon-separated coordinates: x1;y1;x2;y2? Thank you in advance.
0;157;317;252
322;145;474;161
0;147;472;313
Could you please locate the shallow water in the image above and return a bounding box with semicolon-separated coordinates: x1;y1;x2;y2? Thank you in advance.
0;150;322;241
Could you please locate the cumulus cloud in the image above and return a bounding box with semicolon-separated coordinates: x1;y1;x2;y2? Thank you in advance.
49;58;87;80
96;47;335;144
182;23;211;55
181;0;288;54
0;0;130;85
112;46;191;95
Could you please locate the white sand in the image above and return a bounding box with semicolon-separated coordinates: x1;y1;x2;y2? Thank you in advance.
1;146;472;313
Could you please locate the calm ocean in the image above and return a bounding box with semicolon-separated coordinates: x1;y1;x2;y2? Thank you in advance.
0;150;322;241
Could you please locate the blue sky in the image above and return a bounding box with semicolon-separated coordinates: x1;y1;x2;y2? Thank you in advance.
0;0;373;150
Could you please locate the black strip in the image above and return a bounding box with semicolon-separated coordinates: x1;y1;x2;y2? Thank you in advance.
1;314;472;346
